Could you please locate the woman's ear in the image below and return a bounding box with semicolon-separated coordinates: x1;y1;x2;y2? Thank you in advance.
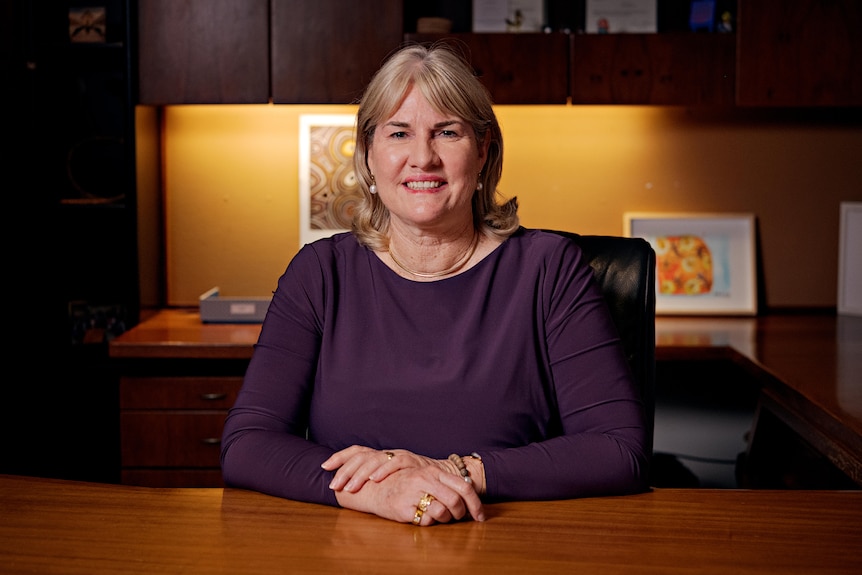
365;138;376;175
478;130;491;166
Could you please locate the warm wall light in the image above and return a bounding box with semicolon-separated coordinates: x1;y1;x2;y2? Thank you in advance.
157;103;862;310
159;104;689;303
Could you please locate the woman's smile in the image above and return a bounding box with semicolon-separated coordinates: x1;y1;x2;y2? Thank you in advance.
403;179;445;191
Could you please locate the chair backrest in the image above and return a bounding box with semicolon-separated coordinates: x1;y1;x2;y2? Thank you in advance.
543;230;657;458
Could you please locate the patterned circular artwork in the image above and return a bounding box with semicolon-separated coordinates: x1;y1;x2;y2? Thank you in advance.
307;125;361;231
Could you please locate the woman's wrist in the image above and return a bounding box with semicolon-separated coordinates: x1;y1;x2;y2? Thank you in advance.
464;453;486;496
445;452;486;496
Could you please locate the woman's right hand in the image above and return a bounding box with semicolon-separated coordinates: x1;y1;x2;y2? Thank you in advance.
322;446;485;525
331;463;485;525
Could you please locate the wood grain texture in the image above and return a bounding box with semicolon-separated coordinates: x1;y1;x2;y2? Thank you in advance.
2;475;861;574
137;0;270;104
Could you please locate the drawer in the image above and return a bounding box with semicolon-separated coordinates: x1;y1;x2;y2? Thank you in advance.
120;376;242;409
120;411;227;467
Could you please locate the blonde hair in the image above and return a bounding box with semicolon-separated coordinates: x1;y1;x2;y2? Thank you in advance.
351;42;519;251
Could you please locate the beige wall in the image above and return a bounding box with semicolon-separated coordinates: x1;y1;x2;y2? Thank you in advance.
141;104;862;310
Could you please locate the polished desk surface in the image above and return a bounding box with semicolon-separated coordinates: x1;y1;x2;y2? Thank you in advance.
655;314;862;484
2;474;861;574
109;308;261;360
655;314;861;426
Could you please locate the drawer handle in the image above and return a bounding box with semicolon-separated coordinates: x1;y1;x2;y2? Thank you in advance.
200;393;228;401
201;437;221;445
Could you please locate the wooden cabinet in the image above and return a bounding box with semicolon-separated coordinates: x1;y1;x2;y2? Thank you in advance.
736;0;862;107
404;31;733;106
137;0;270;104
570;33;736;106
271;0;403;104
137;0;403;105
404;33;569;105
110;309;260;487
120;376;242;486
136;0;862;107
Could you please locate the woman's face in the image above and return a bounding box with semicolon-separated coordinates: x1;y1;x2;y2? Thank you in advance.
367;85;488;233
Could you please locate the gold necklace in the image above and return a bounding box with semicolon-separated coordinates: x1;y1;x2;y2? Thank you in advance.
388;233;479;279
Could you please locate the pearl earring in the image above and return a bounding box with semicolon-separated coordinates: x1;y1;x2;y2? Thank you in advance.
369;176;377;194
476;173;483;191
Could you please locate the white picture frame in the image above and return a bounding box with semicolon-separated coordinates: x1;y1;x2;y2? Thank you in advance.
838;202;862;316
624;212;758;316
298;114;358;246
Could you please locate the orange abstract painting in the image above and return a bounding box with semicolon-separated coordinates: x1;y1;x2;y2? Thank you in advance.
655;235;713;295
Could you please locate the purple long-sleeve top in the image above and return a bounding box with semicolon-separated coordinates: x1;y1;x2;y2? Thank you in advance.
221;227;649;505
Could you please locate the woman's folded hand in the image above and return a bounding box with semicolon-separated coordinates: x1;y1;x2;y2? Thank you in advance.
322;446;485;525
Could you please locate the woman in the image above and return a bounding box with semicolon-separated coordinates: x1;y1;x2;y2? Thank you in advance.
221;43;649;526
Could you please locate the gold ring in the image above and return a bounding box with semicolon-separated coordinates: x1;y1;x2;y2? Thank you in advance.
385;451;394;460
418;493;435;512
412;493;435;526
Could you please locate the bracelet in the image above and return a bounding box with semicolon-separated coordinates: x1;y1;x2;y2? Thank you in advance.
448;454;471;483
449;452;482;484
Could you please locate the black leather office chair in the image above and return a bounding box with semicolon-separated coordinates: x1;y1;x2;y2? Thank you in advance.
544;230;657;468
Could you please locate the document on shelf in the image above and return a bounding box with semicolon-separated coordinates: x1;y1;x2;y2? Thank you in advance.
585;0;657;33
473;0;545;32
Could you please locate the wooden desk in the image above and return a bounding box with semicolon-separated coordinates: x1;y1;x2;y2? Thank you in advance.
655;315;862;487
109;308;260;360
110;310;862;487
2;474;860;574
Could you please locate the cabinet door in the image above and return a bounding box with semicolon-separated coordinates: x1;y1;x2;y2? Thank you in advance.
137;0;269;104
271;0;403;104
571;34;736;106
737;0;862;106
403;33;569;105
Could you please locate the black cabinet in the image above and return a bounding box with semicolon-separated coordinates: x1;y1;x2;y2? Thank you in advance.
4;0;139;483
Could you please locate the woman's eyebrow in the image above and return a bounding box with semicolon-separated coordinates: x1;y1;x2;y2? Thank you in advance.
382;119;462;129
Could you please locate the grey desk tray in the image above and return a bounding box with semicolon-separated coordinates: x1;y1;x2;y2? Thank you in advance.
199;287;270;323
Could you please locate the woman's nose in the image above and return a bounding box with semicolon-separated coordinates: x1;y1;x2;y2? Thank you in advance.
409;138;439;169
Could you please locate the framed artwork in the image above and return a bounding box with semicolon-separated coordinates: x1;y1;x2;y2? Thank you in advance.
69;7;106;43
298;114;360;246
624;212;757;316
838;202;862;316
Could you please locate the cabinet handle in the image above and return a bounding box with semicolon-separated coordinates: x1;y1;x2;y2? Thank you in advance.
200;393;228;401
201;437;221;445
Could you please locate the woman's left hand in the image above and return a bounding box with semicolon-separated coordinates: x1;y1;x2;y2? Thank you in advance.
322;445;445;493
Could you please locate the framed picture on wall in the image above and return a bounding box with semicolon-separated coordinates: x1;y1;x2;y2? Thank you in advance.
624;212;758;316
298;114;359;246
